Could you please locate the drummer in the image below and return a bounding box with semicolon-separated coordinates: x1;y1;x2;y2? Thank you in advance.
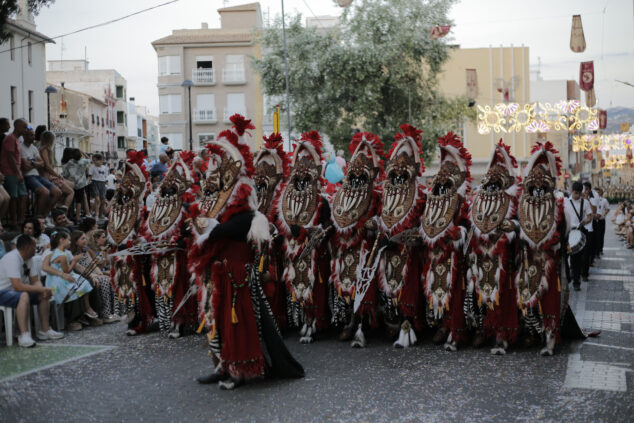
564;181;593;291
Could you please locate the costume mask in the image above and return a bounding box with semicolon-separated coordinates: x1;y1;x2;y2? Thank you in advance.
109;163;146;244
149;157;191;236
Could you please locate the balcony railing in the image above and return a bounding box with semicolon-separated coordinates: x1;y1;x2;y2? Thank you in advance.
223;109;247;123
192;68;216;85
194;109;217;124
222;68;246;84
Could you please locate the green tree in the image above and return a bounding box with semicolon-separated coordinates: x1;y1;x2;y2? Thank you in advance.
1;0;54;43
253;0;476;162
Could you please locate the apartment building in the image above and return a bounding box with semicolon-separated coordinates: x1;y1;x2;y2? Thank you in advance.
152;2;264;152
127;98;160;159
0;3;54;126
47;60;132;159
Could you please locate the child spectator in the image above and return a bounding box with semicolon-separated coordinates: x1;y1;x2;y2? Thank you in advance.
13;217;50;277
42;230;97;331
72;230;118;322
61;148;91;224
89;154;108;219
1;119;28;230
38;131;74;212
105;168;117;202
87;229;110;273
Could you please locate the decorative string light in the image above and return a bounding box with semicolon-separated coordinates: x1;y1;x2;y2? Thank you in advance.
477;100;599;134
572;134;633;152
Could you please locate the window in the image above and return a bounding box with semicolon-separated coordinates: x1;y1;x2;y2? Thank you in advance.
196;56;213;69
27;42;32;65
92;114;95;124
10;36;15;61
117;111;125;124
223;55;245;83
117;136;126;149
198;133;215;143
158;56;181;76
101;117;104;127
28;90;33;122
159;94;182;114
226;93;246;113
10;86;17;120
116;85;124;99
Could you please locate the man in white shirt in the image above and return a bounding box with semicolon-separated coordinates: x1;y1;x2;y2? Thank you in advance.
0;235;63;347
594;187;610;257
564;181;593;290
583;181;599;271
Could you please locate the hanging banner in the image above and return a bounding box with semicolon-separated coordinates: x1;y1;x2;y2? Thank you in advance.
621;122;631;133
585;87;596;107
579;61;594;91
570;15;586;53
430;25;451;40
466;69;478;99
598;109;607;129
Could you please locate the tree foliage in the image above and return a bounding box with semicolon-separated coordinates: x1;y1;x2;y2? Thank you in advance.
253;0;476;162
0;0;55;43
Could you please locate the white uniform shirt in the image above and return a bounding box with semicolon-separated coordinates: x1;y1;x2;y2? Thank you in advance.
564;197;593;233
597;197;610;220
20;142;42;177
0;249;38;291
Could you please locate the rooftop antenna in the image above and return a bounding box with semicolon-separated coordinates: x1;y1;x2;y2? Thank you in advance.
60;37;66;61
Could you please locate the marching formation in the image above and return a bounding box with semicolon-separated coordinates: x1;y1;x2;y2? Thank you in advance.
107;114;581;390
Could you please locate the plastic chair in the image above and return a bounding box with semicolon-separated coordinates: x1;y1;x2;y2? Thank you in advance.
0;306;14;346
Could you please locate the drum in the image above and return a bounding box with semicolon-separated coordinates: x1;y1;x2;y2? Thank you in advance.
568;229;586;255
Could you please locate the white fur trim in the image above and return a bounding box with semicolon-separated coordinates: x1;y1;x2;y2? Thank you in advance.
247;211;271;244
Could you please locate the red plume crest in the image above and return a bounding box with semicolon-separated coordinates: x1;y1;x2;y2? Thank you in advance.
530;141;562;176
126;150;148;179
230;114;255;138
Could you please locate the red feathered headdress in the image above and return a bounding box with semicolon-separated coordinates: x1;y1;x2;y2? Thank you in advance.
438;131;472;185
291;130;323;166
257;132;291;178
525;141;562;178
349;131;385;177
388;124;424;175
126;150;148;180
205;114;255;177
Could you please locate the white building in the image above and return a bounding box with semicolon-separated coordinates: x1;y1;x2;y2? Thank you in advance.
47;60;131;159
0;3;54;126
126;99;159;158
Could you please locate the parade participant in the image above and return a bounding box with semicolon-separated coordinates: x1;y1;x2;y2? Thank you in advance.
377;124;426;348
329;131;384;347
191;114;303;390
515;142;565;356
564;181;593;292
465;141;520;354
595;188;609;256
253;132;290;329
107;151;154;335
275;131;332;344
420;132;471;352
146;152;199;338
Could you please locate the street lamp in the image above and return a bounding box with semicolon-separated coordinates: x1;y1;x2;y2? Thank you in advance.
45;85;57;130
181;79;194;151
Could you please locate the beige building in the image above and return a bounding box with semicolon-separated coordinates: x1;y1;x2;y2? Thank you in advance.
152;2;264;152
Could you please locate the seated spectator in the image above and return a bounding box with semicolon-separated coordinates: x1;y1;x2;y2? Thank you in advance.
1;119;28;230
42;231;97;331
150;153;169;182
38;131;74;212
62;148;91;224
34;125;47;143
86;229;110;273
89;154;108;219
78;216;97;234
13;217;50;277
21;127;62;220
0;235;64;347
51;208;74;228
71;230;118;323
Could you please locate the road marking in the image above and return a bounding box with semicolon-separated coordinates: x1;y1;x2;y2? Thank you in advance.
564;353;629;392
583;342;634;352
589;268;633;276
599;257;626;261
586;299;632;304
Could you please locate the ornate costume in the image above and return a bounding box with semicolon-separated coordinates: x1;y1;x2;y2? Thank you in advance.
253;132;290;329
329;132;384;347
191;115;303;389
465;141;520;354
515;142;565;356
108;151;155;335
420;132;471;352
377;124;426;348
146;152;199;338
275;131;332;343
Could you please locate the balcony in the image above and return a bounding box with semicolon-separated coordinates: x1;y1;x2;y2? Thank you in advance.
192;68;216;85
194;109;217;124
223;109;247;123
222;68;246;85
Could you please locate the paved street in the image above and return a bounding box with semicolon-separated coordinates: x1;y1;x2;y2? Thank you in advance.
1;217;632;423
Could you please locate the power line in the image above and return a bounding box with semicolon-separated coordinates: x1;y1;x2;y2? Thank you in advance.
0;0;180;55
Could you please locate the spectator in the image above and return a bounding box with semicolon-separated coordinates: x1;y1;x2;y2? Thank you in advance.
38;131;74;212
1;118;28;230
51;208;74;228
86;229;110;273
105;168;117;202
42;231;96;331
13;217;50;277
72;230;118;322
159;136;170;155
150;153;169;182
62;148;91;224
89;153;108;219
34;125;47;143
78;216;97;233
21;127;62;219
0;235;63;347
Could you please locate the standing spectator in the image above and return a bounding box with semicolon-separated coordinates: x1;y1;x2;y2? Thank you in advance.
150;153;169;182
62;148;91;224
88;153;108;219
0;235;63;347
105;168;117;202
1;118;28;230
595;188;610;257
38;131;74;212
21;127;62;219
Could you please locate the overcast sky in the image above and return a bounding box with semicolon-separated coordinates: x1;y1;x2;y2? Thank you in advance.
35;0;634;116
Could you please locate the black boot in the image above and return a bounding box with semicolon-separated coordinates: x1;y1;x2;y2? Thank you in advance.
197;371;227;384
